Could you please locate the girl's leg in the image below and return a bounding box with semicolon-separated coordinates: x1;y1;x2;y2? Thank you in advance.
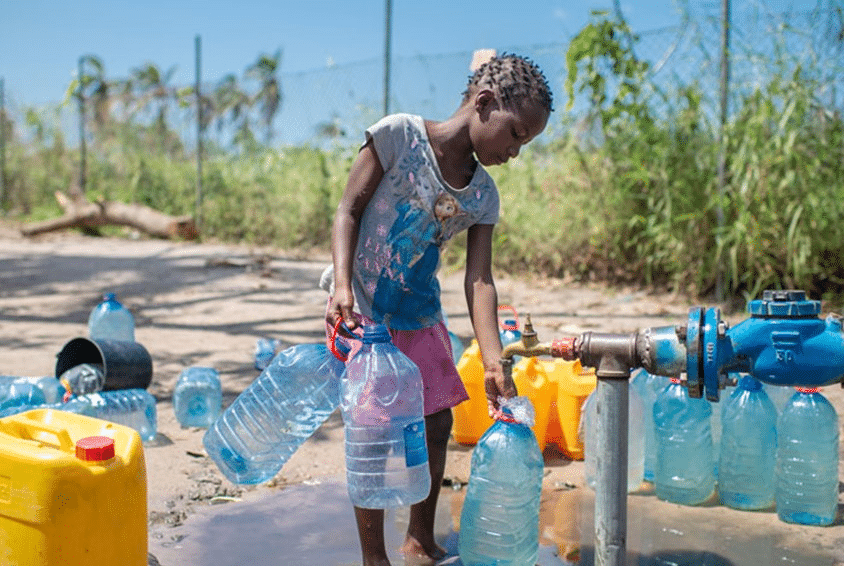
355;506;392;566
402;408;453;561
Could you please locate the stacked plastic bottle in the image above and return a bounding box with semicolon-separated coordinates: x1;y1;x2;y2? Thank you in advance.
0;380;46;413
67;389;158;442
775;387;839;526
582;381;645;493
499;306;521;348
653;378;715;505
458;396;544;566
203;342;347;484
174;367;222;428
718;375;778;510
88;293;135;342
342;324;430;509
629;368;669;482
0;376;66;405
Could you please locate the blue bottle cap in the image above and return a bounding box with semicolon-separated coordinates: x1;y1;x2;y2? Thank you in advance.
738;375;762;391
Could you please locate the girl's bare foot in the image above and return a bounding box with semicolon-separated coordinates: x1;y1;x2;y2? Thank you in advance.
400;534;447;565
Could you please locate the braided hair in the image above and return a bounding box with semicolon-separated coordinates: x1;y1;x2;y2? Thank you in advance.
463;53;553;113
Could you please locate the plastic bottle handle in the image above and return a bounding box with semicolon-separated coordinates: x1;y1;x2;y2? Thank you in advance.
330;318;350;362
498;305;519;331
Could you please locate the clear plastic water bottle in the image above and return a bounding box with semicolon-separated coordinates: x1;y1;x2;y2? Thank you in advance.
718;375;777;510
69;388;157;442
630;368;670;482
88;293;135;342
342;324;430;509
58;363;105;396
458;396;543;566
776;387;839;526
442;312;465;364
203;342;347;485
0;381;46;412
0;376;66;405
653;378;715;506
174;367;222;428
254;338;281;371
582;381;645;493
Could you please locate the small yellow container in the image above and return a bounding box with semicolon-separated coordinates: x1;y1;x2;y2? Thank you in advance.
543;359;596;460
452;342;554;450
0;409;147;566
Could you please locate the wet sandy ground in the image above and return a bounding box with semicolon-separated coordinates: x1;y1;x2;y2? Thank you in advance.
0;224;842;565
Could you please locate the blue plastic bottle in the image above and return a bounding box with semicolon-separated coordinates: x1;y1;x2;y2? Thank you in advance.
88;293;135;342
764;383;794;416
582;381;645;493
0;376;65;405
174;367;222;428
442;313;465;364
629;368;670;482
0;381;46;412
776;387;839;526
653;378;715;506
458;397;543;566
718;375;777;510
342;324;430;509
69;388;157;442
203;342;347;485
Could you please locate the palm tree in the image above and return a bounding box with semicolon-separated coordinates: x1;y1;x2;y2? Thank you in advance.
211;74;251;148
246;49;283;145
130;62;177;146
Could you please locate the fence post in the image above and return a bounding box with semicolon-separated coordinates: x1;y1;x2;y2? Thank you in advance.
195;34;203;234
383;0;392;116
715;0;731;303
0;77;6;209
78;57;87;195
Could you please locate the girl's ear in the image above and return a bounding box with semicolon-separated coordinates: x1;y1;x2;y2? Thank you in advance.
474;89;497;116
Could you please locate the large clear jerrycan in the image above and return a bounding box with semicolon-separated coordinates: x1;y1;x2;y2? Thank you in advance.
342;324;430;509
458;396;543;566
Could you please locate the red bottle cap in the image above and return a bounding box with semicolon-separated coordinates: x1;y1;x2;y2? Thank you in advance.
76;436;116;461
795;387;820;394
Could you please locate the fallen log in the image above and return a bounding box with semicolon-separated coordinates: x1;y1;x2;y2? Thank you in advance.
21;191;199;240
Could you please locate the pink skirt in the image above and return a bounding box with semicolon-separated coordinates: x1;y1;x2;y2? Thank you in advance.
326;310;469;416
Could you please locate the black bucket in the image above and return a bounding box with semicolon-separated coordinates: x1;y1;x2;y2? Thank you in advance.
55;337;153;391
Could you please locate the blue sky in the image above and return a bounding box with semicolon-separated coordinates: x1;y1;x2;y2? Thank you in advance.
1;0;688;108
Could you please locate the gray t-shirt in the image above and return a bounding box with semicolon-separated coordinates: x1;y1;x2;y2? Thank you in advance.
352;113;500;330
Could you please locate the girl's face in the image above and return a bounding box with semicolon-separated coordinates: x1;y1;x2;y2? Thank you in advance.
470;96;549;167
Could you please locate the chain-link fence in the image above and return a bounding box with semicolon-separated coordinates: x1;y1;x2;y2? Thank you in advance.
0;3;841;152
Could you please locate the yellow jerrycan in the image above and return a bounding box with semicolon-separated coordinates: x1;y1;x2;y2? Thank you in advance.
0;408;147;566
543;359;596;460
452;341;554;450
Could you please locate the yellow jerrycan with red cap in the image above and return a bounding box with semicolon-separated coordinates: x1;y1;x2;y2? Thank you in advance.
0;408;147;566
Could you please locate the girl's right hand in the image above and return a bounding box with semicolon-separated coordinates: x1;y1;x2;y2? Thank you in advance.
327;286;358;337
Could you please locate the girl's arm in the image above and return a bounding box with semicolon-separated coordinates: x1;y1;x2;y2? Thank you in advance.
464;223;517;416
328;139;384;331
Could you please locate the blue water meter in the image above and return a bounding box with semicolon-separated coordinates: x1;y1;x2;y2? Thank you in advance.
686;290;844;401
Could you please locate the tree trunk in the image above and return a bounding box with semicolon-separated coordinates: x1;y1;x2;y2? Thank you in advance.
21;191;198;240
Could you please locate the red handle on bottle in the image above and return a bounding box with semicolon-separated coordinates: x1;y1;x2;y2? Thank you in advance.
498;305;519;331
330;318;349;362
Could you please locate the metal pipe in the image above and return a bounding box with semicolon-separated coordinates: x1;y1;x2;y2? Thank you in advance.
594;373;629;566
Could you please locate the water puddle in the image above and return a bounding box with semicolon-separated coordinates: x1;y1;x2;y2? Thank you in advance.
148;477;843;566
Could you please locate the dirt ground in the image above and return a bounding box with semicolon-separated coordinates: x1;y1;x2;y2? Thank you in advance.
1;222;842;564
